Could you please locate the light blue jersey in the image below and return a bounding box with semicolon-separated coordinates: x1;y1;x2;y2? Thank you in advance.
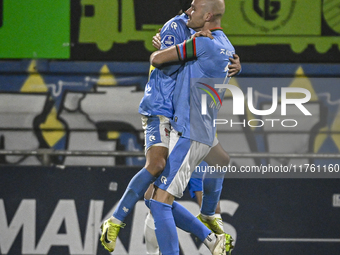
138;13;192;118
171;29;236;146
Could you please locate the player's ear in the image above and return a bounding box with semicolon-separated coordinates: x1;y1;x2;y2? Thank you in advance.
205;12;213;21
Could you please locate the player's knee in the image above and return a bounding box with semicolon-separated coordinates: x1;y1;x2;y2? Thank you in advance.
145;158;166;177
214;153;230;167
224;153;230;166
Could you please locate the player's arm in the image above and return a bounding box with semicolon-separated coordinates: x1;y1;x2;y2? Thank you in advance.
150;46;179;68
151;17;192;73
152;34;209;68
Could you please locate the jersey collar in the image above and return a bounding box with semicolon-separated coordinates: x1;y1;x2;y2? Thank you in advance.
210;27;223;32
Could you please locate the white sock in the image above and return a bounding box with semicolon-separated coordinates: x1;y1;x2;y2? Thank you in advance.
214;214;224;232
200;213;215;221
110;216;122;225
203;232;217;252
144;212;160;255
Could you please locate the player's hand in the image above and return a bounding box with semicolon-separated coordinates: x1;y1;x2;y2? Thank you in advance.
228;54;241;77
192;30;214;39
152;29;162;50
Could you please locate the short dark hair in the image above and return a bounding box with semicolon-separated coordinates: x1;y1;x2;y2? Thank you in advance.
180;0;192;12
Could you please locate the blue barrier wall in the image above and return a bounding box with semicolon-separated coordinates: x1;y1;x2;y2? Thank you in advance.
0;166;339;255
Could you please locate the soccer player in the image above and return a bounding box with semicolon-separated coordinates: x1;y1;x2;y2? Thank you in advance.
150;21;239;233
147;0;236;254
100;0;239;254
144;21;238;254
100;4;219;254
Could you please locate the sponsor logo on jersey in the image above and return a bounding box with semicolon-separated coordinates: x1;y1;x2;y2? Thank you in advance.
171;22;178;30
220;48;234;57
163;35;175;47
161;176;167;184
149;135;156;142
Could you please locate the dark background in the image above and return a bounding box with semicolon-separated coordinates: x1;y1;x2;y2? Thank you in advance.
1;166;339;255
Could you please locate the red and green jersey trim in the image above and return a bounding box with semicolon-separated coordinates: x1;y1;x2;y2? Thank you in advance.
176;37;197;61
210;27;223;32
176;28;223;61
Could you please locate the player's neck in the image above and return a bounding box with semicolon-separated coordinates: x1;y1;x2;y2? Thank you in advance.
197;20;221;32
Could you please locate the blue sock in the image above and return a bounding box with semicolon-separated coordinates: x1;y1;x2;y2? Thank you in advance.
201;176;224;216
150;199;179;255
145;199;210;241
113;168;156;221
172;201;211;242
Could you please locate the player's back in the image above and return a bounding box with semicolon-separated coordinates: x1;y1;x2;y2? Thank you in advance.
171;29;236;146
190;29;234;79
138;14;191;118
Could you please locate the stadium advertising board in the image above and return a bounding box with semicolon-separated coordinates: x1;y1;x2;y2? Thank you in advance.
0;166;339;255
0;0;70;59
0;0;339;61
70;0;340;62
224;0;340;54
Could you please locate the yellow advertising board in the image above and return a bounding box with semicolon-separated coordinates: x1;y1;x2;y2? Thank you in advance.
223;0;340;53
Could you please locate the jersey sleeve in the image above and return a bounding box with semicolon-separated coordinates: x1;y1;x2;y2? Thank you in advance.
176;36;209;61
159;16;190;76
160;17;189;50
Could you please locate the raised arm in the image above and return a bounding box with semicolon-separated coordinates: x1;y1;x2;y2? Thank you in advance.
150;46;180;68
150;28;215;68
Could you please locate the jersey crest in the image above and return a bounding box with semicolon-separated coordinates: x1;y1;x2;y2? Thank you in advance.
163;35;175;47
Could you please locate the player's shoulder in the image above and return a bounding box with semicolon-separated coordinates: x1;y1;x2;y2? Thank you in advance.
161;14;189;48
194;34;235;58
162;13;188;32
193;36;216;49
211;30;234;50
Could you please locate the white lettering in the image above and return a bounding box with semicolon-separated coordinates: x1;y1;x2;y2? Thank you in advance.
210;85;312;116
214;119;299;128
0;199;36;254
248;87;278;115
281;88;312;116
35;200;83;254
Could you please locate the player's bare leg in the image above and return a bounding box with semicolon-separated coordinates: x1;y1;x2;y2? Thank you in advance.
145;145;168;177
204;142;230;167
